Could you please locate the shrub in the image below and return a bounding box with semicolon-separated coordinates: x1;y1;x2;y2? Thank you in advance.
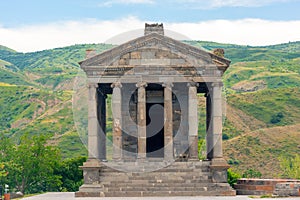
227;168;241;187
270;112;284;124
222;133;229;140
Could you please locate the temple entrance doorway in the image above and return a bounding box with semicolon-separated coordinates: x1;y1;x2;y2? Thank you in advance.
146;102;164;158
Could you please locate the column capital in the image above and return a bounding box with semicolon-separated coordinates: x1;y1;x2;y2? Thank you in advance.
87;83;98;89
211;82;223;88
111;82;122;88
136;81;148;88
162;82;173;89
187;82;199;88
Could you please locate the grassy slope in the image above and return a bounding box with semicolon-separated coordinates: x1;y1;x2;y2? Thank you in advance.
0;41;299;177
0;44;114;89
224;123;300;178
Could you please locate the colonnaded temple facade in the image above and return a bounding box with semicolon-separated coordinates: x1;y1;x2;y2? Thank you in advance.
76;24;236;197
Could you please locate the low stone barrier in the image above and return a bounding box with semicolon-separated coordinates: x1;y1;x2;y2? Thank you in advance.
274;182;300;197
234;178;300;196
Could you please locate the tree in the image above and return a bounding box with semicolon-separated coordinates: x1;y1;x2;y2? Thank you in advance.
55;156;86;192
227;168;241;187
0;133;13;188
2;134;62;194
0;163;8;178
0;133;86;194
270;112;284;124
0;133;14;162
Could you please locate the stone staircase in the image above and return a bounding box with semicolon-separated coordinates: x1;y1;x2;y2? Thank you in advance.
76;161;236;197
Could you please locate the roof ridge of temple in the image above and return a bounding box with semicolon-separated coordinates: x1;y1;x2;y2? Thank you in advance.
144;23;164;36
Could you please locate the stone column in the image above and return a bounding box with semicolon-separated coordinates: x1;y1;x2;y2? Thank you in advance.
188;82;199;160
211;82;223;159
207;82;229;183
136;81;147;160
111;82;123;160
97;90;107;161
87;83;101;160
163;82;174;161
77;83;102;196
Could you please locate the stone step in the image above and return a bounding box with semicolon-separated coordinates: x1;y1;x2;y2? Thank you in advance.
100;171;212;176
101;181;213;187
100;175;211;182
102;182;219;188
100;171;211;176
101;177;213;183
101;168;210;173
106;186;209;192
99;172;212;183
77;161;235;197
102;190;236;197
100;161;211;173
105;185;232;192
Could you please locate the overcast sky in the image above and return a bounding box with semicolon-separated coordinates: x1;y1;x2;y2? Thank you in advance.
0;0;300;52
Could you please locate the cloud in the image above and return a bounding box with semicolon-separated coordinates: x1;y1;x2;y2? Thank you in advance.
0;17;144;52
175;0;293;8
0;17;299;52
167;19;300;46
98;0;155;7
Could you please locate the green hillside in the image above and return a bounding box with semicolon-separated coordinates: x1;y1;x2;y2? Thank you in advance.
0;41;299;177
185;41;300;63
0;44;114;89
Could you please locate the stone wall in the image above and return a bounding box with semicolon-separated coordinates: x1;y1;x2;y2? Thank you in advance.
234;178;300;196
274;182;300;197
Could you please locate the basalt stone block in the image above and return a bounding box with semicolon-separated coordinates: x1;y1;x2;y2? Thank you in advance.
274;182;300;197
211;169;228;183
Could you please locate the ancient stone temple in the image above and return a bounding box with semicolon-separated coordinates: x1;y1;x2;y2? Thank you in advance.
76;23;235;197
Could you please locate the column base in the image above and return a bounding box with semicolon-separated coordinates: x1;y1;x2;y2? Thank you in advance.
137;152;147;159
81;158;102;185
83;158;102;166
211;157;230;168
188;150;199;161
75;184;104;197
210;158;230;183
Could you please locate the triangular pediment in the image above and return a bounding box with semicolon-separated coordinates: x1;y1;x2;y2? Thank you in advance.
80;33;230;71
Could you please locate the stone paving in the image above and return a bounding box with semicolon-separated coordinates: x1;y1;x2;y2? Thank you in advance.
21;192;300;200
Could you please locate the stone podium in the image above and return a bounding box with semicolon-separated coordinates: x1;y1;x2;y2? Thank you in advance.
76;23;235;197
